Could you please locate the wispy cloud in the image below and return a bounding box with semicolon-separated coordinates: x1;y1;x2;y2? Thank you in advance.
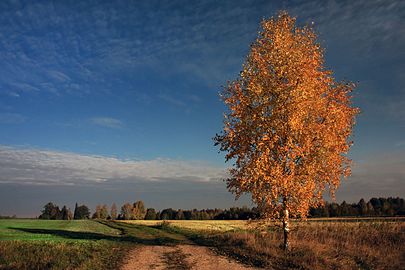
0;146;226;186
0;0;266;97
0;0;403;99
90;117;124;129
0;113;26;124
6;91;20;98
47;70;71;82
289;0;405;57
9;82;40;93
288;0;405;127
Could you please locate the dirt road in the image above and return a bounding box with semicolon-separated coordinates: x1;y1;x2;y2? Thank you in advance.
121;244;258;270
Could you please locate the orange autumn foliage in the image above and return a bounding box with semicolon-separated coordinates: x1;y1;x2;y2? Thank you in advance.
215;12;359;221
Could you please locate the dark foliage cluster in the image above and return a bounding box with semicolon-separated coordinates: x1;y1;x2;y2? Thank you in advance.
73;203;90;219
38;202;89;220
145;198;405;220
153;206;259;220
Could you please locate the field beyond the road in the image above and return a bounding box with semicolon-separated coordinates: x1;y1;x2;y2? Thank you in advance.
119;219;250;232
0;218;404;270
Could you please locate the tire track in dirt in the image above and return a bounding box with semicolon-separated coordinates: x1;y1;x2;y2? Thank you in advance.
121;244;258;270
162;247;190;270
121;245;175;270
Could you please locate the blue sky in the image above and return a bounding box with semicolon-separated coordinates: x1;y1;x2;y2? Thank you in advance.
0;0;404;216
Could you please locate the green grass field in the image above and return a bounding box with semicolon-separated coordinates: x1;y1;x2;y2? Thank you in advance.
0;219;130;270
0;219;120;241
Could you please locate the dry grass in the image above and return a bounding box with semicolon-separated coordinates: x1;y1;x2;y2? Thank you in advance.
108;219;405;269
201;221;405;270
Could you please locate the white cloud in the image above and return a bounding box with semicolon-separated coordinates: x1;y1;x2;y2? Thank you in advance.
0;144;403;208
47;70;71;82
0;146;227;186
9;82;40;93
90;117;124;129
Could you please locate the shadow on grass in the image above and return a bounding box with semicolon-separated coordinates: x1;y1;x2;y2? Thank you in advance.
9;221;187;246
9;227;120;241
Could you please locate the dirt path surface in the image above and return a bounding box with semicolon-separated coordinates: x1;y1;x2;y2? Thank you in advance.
121;244;258;270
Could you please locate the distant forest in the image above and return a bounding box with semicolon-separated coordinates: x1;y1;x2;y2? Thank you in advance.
33;197;405;221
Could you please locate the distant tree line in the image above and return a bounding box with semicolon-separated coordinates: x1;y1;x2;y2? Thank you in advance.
98;203;260;220
150;206;259;220
309;197;405;217
37;201;259;220
38;197;405;220
0;215;17;219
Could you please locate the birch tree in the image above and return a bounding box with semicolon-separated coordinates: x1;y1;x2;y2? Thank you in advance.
214;11;359;250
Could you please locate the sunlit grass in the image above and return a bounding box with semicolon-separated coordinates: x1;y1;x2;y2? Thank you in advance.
120;219;250;233
0;219;120;241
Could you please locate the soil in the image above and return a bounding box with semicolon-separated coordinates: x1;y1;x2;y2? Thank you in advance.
121;244;259;270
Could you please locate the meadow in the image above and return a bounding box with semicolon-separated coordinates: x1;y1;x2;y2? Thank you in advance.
1;218;404;270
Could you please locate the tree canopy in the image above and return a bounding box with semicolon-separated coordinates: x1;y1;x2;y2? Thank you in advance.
73;203;90;220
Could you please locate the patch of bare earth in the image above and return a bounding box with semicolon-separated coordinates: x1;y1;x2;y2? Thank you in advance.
121;244;258;270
